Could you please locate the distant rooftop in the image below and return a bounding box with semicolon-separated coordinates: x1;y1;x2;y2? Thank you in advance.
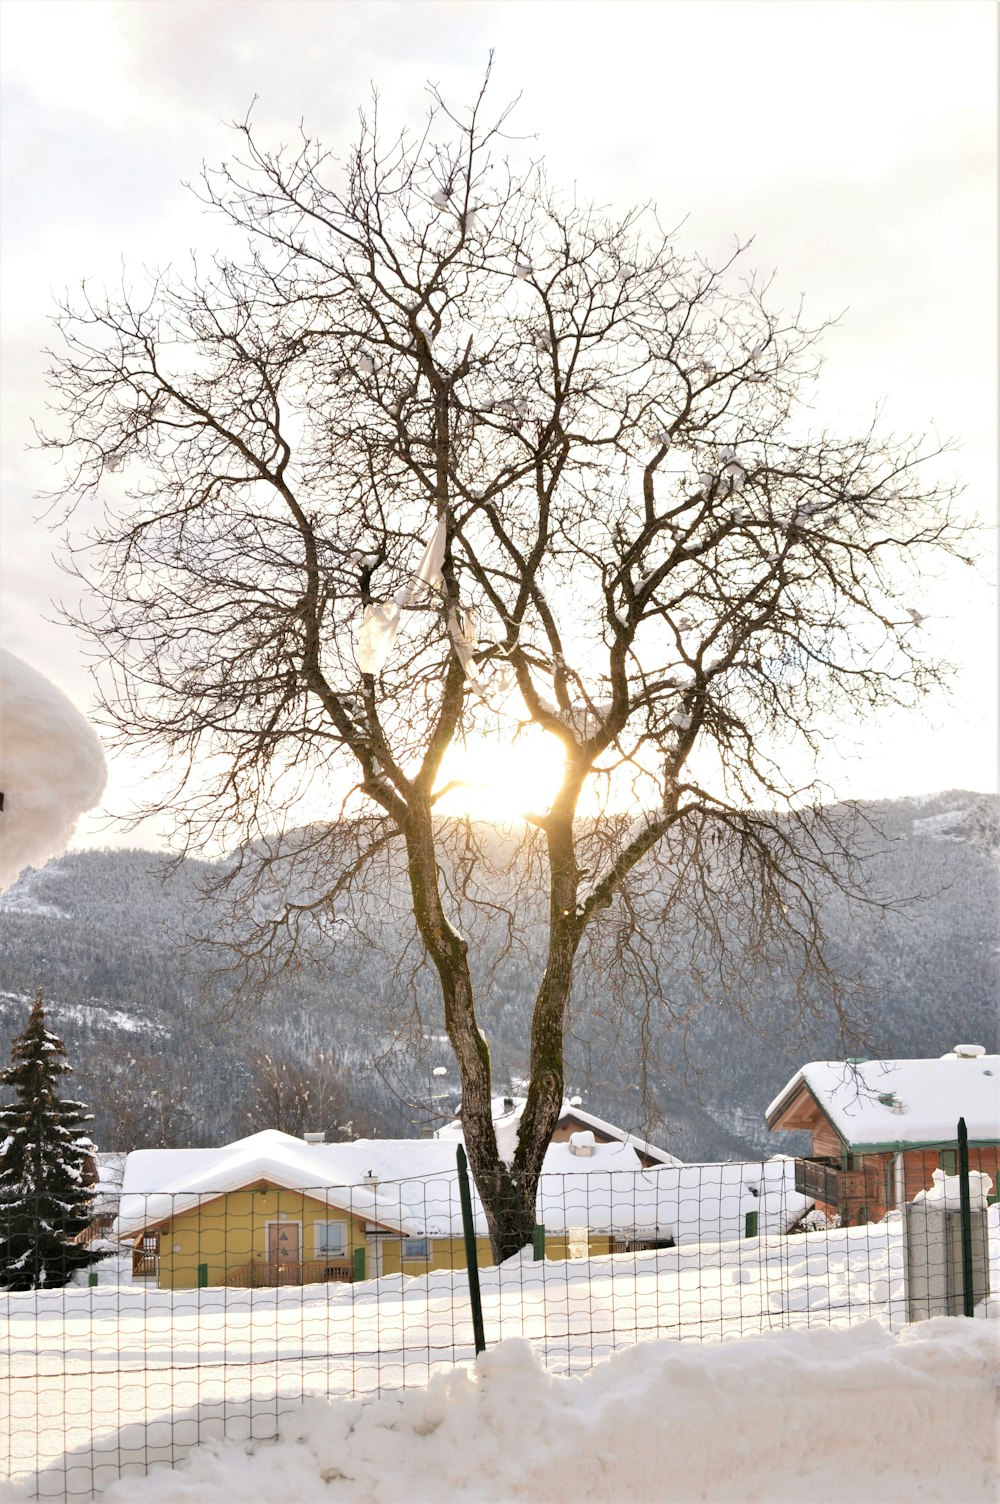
435;1095;683;1168
766;1050;1000;1150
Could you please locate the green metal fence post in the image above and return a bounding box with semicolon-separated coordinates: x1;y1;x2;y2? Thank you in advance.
197;1262;208;1288
532;1224;546;1261
353;1245;366;1283
957;1117;975;1318
744;1211;758;1239
456;1144;486;1355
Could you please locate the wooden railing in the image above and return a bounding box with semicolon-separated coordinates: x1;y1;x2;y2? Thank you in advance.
794;1157;844;1207
224;1259;353;1288
74;1213;115;1247
610;1236;676;1253
131;1235;160;1279
794;1157;875;1219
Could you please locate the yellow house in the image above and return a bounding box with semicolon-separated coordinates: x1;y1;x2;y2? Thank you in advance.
113;1129;634;1289
136;1184;605;1290
130;1181;396;1290
115;1128;802;1288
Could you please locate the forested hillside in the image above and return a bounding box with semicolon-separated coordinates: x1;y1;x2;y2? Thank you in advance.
1;791;996;1161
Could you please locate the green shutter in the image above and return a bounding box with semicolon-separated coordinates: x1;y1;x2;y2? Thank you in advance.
938;1149;957;1175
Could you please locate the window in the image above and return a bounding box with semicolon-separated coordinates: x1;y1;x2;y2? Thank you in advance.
402;1237;429;1260
315;1221;348;1258
567;1226;589;1259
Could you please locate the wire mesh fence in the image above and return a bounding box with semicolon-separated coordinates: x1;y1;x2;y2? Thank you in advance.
2;1147;996;1501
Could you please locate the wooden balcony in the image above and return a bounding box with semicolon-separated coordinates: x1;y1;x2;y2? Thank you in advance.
794;1157;882;1222
131;1234;160;1279
794;1157;845;1206
224;1259;353;1288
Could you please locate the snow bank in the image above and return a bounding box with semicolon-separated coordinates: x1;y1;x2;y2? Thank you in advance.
915;1167;994;1210
94;1320;998;1504
0;650;106;893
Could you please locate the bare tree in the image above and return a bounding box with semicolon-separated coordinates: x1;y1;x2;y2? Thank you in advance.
41;71;971;1257
240;1048;355;1139
92;1043;193;1151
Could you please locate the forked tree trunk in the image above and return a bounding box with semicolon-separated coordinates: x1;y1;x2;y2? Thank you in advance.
404;804;575;1261
404;787;587;1261
435;937;571;1261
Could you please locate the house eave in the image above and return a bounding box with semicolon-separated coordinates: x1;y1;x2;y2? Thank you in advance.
766;1080;848;1147
838;1137;1000;1156
114;1179;407;1240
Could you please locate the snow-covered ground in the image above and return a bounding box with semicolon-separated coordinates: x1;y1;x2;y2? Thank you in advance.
101;1320;1000;1504
911;807;967;839
4;1212;998;1500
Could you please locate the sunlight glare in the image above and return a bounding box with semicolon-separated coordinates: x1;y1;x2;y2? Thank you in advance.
434;727;566;821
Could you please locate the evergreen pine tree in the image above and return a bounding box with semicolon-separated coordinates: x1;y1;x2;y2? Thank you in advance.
0;989;104;1289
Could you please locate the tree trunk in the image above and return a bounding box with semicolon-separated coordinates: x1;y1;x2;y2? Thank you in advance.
403;808;526;1258
502;799;583;1254
404;787;584;1263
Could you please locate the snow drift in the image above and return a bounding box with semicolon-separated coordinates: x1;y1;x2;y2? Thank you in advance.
92;1319;998;1504
0;650;106;892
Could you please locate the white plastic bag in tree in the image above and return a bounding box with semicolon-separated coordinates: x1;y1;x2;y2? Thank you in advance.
448;606;480;682
355;519;446;673
0;650;107;892
493;663;517;697
357;602;402;675
407;519;446;603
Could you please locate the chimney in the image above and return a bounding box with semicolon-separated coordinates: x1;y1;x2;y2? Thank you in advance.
303;1131;326;1145
568;1130;596;1157
954;1044;985;1059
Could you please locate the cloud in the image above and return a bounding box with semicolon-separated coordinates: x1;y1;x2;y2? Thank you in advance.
0;1;994;836
0;649;107;891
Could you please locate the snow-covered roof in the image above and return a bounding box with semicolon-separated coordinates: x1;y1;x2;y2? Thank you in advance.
765;1054;1000;1150
115;1130;639;1240
435;1096;683;1168
112;1128;799;1243
115;1130;412;1239
529;1155;804;1244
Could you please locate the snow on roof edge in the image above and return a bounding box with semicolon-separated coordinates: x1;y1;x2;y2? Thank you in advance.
766;1056;1000;1146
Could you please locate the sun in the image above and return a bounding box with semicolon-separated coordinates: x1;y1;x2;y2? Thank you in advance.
434;727;566;821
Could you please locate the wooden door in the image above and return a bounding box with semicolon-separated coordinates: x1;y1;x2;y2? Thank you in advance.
267;1223;300;1265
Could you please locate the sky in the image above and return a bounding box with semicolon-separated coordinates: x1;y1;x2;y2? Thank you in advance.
0;0;996;851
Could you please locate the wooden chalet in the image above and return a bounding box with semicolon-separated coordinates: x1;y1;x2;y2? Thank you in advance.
766;1045;1000;1225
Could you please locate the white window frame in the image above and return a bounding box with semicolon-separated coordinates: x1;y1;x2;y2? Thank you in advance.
567;1226;590;1259
401;1236;430;1261
314;1220;349;1259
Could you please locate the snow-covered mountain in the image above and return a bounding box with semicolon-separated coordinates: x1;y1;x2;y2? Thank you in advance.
0;791;996;1160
